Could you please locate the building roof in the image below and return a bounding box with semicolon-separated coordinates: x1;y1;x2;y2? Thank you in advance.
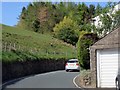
91;27;120;49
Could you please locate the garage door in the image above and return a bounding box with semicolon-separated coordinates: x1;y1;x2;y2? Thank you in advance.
97;49;119;88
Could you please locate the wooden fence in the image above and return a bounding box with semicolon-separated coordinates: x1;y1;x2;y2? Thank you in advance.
2;42;77;58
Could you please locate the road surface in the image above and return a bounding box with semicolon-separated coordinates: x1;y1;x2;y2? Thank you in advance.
3;70;79;88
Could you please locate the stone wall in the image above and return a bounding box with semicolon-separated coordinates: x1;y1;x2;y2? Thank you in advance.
89;27;120;88
90;48;97;88
2;58;67;82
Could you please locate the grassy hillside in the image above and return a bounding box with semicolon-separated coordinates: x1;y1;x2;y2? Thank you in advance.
2;24;77;62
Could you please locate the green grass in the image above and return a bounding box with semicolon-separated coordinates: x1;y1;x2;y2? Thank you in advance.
2;24;77;62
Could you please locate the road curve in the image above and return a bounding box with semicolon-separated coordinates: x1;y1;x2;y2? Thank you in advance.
4;70;79;88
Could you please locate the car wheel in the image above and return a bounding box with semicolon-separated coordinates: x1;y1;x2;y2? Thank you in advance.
116;78;120;90
66;70;69;72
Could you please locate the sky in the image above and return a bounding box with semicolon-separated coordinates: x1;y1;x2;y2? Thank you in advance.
1;2;30;26
0;1;108;26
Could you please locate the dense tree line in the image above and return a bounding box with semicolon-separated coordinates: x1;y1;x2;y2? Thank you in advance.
17;2;120;69
18;2;119;37
18;2;70;33
17;2;98;33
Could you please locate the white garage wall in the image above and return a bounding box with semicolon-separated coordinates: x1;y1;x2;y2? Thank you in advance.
97;48;119;88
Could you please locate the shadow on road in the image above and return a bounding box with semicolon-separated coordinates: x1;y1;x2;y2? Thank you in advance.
66;70;80;72
1;74;36;90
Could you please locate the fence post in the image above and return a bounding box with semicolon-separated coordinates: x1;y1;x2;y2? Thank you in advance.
9;43;12;51
18;45;20;50
47;51;48;57
34;48;36;53
54;51;55;56
13;43;16;50
4;42;7;51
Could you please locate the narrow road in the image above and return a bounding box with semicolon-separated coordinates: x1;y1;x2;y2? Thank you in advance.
4;70;79;88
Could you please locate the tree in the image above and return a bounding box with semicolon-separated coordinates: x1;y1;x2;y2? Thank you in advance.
95;3;102;16
32;19;40;32
17;7;27;29
68;3;96;34
89;4;95;18
17;2;66;33
99;14;113;37
94;2;119;38
112;10;120;29
102;2;115;14
53;16;80;45
77;32;98;69
26;3;37;31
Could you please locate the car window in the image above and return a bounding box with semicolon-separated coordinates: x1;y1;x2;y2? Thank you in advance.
67;61;78;63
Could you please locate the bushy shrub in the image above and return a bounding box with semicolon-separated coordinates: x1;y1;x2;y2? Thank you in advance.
80;69;91;77
53;16;79;45
2;50;37;62
77;32;98;69
57;27;78;45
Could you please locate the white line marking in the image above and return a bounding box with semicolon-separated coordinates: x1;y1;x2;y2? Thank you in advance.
73;74;84;89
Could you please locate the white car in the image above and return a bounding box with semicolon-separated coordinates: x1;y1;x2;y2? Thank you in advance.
116;74;120;90
116;69;120;90
65;59;80;72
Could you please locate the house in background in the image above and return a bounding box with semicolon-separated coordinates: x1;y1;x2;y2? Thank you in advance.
90;27;120;88
91;4;120;37
92;4;120;27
